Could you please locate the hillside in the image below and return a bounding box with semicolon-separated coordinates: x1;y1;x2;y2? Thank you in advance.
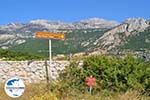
0;18;150;60
9;29;106;56
122;27;150;50
93;18;149;51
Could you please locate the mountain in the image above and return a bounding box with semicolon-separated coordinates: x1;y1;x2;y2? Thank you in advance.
93;18;149;50
0;18;118;32
0;17;149;60
92;18;150;60
74;18;118;29
0;18;118;50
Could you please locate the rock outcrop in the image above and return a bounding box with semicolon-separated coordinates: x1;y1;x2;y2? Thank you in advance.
94;18;149;50
78;18;119;29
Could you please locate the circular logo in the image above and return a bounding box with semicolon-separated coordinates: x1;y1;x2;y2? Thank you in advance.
4;77;25;98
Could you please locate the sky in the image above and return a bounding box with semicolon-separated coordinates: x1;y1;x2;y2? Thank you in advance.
0;0;149;25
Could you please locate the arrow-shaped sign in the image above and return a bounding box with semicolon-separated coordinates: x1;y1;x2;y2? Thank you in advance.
35;31;65;40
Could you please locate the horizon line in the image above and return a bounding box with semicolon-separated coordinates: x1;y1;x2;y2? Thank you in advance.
0;17;149;26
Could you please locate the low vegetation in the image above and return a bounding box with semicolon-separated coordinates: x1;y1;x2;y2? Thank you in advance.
58;55;150;99
0;55;150;99
0;49;45;60
0;83;150;100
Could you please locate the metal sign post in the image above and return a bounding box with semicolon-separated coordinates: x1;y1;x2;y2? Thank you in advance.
49;39;52;66
49;39;52;80
35;31;65;82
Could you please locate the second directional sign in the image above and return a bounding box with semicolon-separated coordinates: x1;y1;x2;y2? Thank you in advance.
35;31;65;40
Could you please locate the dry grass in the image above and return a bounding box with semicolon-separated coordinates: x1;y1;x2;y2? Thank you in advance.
60;91;150;100
0;83;150;100
0;83;57;100
106;90;149;100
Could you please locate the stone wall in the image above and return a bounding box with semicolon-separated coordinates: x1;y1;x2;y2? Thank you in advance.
0;61;69;83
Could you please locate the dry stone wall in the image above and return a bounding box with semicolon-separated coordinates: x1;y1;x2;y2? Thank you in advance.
0;61;69;83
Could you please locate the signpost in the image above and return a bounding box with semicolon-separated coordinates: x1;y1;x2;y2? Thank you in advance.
35;31;65;81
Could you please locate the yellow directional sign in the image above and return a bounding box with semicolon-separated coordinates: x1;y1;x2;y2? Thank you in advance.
35;31;65;40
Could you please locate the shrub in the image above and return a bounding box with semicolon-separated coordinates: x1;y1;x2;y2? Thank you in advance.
59;55;150;94
0;49;44;60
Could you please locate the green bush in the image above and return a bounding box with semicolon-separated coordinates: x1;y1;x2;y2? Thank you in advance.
0;49;44;60
59;55;150;94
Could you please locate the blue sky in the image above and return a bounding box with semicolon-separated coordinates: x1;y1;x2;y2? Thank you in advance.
0;0;149;25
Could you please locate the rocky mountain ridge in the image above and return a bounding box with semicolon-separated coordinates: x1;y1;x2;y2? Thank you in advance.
0;18;118;49
94;18;150;50
0;18;118;32
0;17;149;58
